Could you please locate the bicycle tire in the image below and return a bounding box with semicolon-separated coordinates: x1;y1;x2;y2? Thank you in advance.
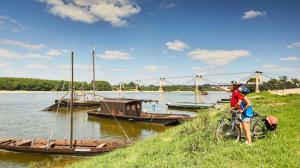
252;119;267;139
216;123;241;143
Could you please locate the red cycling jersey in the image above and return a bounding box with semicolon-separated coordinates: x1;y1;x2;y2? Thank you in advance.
231;90;243;108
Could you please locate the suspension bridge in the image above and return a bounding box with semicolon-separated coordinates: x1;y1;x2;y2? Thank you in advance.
115;71;298;93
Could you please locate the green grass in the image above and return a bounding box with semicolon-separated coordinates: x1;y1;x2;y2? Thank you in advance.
70;92;300;168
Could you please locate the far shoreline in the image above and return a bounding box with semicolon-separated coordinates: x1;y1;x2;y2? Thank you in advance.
0;90;227;94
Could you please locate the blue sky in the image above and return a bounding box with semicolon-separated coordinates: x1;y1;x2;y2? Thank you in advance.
0;0;299;84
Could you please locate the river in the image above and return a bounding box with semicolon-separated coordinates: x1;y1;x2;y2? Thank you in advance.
0;91;229;168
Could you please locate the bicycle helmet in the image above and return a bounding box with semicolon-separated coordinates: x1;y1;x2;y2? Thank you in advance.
231;80;242;86
239;85;251;95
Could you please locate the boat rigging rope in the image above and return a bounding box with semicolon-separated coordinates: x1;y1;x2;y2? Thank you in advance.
64;79;72;141
48;78;68;141
99;96;131;141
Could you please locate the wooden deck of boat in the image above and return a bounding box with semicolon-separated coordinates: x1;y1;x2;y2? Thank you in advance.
87;111;192;125
167;103;215;110
0;138;132;155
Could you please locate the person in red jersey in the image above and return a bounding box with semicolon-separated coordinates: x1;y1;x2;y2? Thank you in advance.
230;81;243;110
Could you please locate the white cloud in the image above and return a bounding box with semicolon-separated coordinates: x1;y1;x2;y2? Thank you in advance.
113;68;127;72
39;0;141;27
0;15;25;32
242;10;266;19
262;64;277;69
262;64;300;73
143;65;172;72
0;48;20;58
0;39;45;49
287;42;300;49
160;2;176;9
25;64;49;69
0;48;52;60
58;64;100;69
191;66;216;74
188;49;250;65
0;62;11;68
24;53;53;60
99;50;132;60
279;56;299;61
46;49;62;56
166;39;188;51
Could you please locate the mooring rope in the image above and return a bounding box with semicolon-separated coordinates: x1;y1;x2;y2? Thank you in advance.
48;77;68;141
99;96;131;141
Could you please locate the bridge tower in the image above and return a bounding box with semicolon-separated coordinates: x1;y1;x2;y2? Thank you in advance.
119;82;124;91
195;75;202;92
159;78;166;92
255;71;263;93
135;80;141;91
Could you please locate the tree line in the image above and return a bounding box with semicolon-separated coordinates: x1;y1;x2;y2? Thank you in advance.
113;82;222;91
246;76;300;91
0;77;112;91
1;76;298;92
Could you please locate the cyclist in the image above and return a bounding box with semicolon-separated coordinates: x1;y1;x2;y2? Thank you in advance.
230;81;243;110
239;86;253;145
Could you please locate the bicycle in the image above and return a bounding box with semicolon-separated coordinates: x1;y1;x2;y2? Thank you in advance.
216;110;268;143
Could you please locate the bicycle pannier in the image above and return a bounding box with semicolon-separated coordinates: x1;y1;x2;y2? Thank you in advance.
265;116;278;131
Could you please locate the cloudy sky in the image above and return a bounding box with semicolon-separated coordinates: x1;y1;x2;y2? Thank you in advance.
0;0;299;84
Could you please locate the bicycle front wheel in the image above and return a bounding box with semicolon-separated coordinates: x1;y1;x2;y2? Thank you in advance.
216;123;241;143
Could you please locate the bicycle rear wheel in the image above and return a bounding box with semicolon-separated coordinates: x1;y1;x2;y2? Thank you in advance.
252;120;267;139
216;123;241;143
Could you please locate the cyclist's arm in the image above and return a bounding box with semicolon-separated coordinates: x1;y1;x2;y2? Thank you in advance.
234;99;242;109
242;96;251;112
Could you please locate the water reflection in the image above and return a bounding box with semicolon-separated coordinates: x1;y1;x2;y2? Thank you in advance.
88;117;168;140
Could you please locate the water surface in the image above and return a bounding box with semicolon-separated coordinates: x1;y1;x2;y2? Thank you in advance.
0;91;229;168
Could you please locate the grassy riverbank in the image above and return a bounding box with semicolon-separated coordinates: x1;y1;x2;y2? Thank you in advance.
70;92;300;168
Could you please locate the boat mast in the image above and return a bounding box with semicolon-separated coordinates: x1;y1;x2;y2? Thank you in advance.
92;44;96;98
70;51;74;148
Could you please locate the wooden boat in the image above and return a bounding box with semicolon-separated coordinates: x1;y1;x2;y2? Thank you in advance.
217;100;230;103
201;91;208;95
44;98;158;111
167;103;215;110
43;99;101;111
0;138;131;156
88;110;191;125
0;51;131;155
86;97;192;125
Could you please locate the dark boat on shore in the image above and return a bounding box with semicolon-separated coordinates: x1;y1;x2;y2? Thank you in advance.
201;91;208;95
167;102;215;111
0;138;131;156
87;98;192;125
217;98;231;103
0;51;131;155
43;97;157;111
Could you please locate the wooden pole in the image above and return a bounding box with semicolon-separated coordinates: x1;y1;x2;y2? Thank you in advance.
92;45;96;97
70;51;74;148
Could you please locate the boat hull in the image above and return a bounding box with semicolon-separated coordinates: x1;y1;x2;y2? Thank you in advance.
87;111;191;125
167;103;215;110
0;139;131;156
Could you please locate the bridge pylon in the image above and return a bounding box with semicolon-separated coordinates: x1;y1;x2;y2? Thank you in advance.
159;78;166;92
135;80;141;91
195;75;202;92
255;71;263;93
119;82;124;91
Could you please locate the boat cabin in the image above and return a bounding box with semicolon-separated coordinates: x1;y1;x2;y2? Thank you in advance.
98;98;143;117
